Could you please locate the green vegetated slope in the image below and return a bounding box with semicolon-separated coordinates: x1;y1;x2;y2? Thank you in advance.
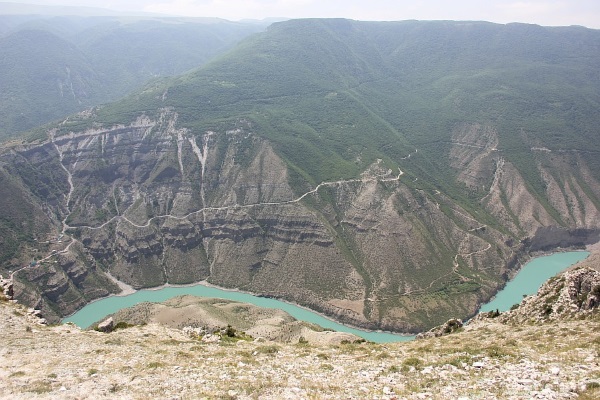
95;18;600;208
4;19;600;331
0;29;101;138
0;14;265;139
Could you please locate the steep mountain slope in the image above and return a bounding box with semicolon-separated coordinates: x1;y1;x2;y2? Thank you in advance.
0;29;101;137
0;15;264;139
1;19;599;331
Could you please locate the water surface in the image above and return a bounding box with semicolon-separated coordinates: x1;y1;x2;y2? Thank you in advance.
479;251;589;313
64;282;413;343
63;251;589;342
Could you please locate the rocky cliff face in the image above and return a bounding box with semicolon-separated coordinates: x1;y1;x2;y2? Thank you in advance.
1;110;598;331
450;123;600;237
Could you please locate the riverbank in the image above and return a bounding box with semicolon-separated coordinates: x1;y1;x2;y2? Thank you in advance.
63;277;415;342
104;271;136;296
65;249;591;341
73;270;417;338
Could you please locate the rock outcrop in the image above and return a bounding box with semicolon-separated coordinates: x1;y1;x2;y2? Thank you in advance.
0;275;14;299
96;317;114;332
415;318;463;339
499;267;600;324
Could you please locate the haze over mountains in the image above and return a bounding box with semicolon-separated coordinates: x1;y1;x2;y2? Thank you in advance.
0;8;267;139
0;1;161;17
0;10;599;333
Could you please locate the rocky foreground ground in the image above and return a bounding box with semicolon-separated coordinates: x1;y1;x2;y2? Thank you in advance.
1;268;600;399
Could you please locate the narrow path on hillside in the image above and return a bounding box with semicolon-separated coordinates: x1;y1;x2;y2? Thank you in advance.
10;238;76;280
396;196;494;297
73;168;406;231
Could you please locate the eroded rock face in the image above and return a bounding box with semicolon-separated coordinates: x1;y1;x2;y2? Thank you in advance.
1;112;596;331
13;244;119;323
528;227;600;253
451;123;600;237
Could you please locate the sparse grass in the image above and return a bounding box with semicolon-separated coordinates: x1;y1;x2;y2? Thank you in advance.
10;371;25;377
443;354;472;368
87;368;98;376
402;356;423;371
147;362;165;369
578;384;600;400
160;338;186;346
25;380;52;394
176;351;192;358
414;344;434;354
255;345;280;355
485;345;513;358
320;363;334;371
213;350;228;358
336;342;370;355
113;321;135;331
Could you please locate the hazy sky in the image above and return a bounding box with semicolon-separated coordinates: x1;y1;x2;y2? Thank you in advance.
6;0;600;28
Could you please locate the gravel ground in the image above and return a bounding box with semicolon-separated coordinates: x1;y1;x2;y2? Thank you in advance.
1;295;599;400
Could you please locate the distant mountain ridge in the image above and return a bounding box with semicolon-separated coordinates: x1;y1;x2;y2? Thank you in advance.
1;18;600;332
0;13;266;139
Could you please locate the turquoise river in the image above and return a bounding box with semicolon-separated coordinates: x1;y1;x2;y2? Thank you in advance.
478;250;589;313
63;250;589;343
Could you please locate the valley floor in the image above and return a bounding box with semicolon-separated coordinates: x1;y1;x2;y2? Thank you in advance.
1;299;599;400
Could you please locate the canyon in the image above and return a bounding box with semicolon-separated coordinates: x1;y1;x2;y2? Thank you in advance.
1;19;599;332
